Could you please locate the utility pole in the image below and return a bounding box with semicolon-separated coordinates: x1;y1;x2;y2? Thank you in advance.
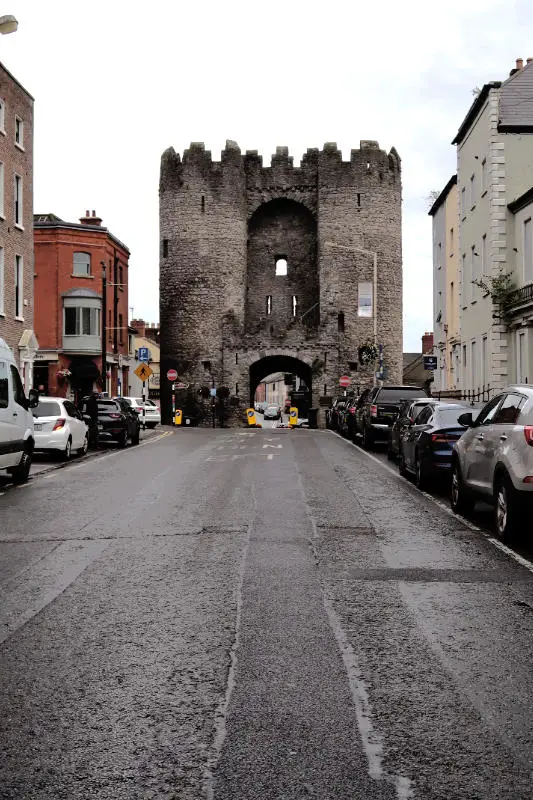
101;262;107;394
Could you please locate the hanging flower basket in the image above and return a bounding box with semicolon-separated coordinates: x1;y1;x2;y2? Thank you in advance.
358;342;379;366
57;369;72;380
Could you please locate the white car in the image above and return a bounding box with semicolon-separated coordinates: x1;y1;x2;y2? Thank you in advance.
0;337;39;483
33;396;88;460
451;385;533;540
119;396;161;429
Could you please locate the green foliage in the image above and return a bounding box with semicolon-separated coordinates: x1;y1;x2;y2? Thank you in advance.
358;341;379;365
472;269;517;329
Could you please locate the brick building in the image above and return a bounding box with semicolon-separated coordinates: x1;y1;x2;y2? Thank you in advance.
0;61;37;390
159;140;402;424
33;211;130;402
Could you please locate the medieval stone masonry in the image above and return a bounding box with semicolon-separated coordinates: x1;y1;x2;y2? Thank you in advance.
159;140;402;423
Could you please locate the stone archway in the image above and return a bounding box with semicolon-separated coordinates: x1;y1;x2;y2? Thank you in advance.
249;354;313;416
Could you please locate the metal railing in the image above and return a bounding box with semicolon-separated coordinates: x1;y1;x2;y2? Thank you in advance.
510;282;533;306
432;385;494;405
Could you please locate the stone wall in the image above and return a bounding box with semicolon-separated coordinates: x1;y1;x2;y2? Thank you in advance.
160;140;402;424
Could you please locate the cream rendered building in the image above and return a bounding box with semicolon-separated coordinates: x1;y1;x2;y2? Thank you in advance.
429;176;460;391
452;58;533;394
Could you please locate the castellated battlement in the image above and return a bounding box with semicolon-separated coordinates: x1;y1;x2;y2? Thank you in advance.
160;139;401;193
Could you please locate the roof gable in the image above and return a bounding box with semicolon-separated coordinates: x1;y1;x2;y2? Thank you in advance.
499;60;533;132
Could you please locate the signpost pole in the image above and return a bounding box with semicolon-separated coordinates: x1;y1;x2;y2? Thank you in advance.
142;380;146;429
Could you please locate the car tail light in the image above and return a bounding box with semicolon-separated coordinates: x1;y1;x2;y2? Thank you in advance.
524;426;533;446
431;433;457;443
523;476;533;484
370;404;378;417
52;418;66;431
109;413;122;419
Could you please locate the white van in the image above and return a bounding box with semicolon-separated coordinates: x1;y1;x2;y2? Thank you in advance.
0;337;39;484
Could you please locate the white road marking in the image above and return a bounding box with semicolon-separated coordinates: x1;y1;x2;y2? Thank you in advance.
262;443;283;449
329;431;533;575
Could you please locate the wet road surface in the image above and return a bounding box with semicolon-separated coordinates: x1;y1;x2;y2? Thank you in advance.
1;427;532;799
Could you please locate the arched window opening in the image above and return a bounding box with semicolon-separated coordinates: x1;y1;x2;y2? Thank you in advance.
275;257;287;276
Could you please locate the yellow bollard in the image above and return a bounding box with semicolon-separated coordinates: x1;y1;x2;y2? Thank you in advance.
175;409;182;426
289;407;298;428
246;408;257;426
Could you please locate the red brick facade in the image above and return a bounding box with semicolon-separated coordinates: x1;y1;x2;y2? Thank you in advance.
33;213;130;402
0;61;35;388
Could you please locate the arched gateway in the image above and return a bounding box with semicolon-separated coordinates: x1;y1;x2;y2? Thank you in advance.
159;140;403;425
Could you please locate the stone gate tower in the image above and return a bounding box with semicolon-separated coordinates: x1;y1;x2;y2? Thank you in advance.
159;140;402;423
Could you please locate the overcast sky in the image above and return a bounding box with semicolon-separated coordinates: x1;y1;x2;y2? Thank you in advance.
2;0;532;350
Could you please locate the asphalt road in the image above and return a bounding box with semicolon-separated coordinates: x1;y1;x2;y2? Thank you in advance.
1;426;532;799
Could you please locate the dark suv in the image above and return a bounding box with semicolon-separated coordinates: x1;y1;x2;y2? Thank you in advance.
357;385;428;450
80;397;140;448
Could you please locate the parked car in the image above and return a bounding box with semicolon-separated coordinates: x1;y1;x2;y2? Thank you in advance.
263;404;282;420
327;396;348;431
0;337;39;483
119;396;161;429
79;396;140;447
388;397;438;460
398;403;474;489
357;385;428;450
33;396;88;460
451;386;533;540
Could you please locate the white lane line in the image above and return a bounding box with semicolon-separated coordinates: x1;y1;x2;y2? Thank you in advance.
329;431;533;576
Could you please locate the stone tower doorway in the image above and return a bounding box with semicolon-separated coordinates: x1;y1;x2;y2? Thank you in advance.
250;354;313;415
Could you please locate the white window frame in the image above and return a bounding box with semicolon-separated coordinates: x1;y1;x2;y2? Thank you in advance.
461;187;466;218
0;161;4;218
471;245;477;301
73;251;91;277
358;282;373;317
482;336;488;387
481;158;487;194
516;330;528;383
63;305;101;337
470;173;476;209
0;99;5;135
14;116;24;150
462;254;468;306
0;245;4;315
523;217;532;286
14;173;23;229
14;254;23;320
471;340;477;388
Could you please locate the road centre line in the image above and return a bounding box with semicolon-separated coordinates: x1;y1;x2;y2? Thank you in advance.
329;430;533;576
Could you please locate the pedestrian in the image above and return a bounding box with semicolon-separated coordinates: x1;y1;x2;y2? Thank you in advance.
85;391;99;449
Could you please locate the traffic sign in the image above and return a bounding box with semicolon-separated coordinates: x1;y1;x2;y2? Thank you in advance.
134;363;153;381
210;387;217;397
173;382;189;390
138;346;149;363
339;375;351;388
167;369;178;381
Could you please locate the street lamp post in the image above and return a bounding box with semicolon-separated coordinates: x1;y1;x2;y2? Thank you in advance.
101;262;107;394
324;241;379;384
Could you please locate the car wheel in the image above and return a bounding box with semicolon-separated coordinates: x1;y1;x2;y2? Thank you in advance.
146;423;156;429
118;431;128;449
362;426;373;451
78;434;89;456
414;453;427;491
451;462;475;515
132;427;140;445
398;447;408;477
11;447;32;484
387;437;395;461
62;437;72;461
495;474;518;542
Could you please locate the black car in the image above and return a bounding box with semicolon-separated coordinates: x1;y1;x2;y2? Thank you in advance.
338;393;359;438
327;396;348;431
80;397;140;447
398;403;472;489
357;385;428;450
387;397;437;460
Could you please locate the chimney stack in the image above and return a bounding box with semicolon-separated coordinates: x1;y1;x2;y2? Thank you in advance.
516;58;524;70
422;332;434;354
131;318;146;337
527;57;533;64
79;209;103;227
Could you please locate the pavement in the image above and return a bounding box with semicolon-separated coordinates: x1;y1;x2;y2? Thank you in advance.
1;425;533;799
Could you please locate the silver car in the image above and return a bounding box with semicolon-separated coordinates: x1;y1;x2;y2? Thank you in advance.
451;385;533;539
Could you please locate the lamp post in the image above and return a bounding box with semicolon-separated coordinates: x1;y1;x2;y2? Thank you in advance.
0;15;18;34
324;241;379;384
101;262;107;394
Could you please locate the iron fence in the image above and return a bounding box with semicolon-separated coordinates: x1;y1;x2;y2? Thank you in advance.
432;385;494;405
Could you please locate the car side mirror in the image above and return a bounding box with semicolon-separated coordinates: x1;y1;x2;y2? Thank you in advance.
28;388;39;409
457;412;474;427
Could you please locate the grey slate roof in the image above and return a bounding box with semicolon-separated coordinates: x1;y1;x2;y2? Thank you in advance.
62;287;102;299
499;60;533;131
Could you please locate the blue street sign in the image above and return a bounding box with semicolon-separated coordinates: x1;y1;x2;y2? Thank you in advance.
424;356;438;371
138;346;149;363
210;388;217;397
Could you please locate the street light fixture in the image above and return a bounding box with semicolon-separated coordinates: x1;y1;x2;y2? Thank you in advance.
101;262;107;394
0;15;18;34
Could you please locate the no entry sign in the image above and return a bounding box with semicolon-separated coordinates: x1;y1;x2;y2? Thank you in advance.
339;375;351;388
167;369;178;381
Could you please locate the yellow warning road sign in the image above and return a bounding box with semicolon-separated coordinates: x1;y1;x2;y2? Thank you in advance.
246;408;257;426
174;409;182;426
289;407;298;427
134;363;153;381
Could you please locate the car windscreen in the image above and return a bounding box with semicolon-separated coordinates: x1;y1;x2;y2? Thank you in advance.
434;408;470;427
377;388;426;403
34;401;61;417
412;401;432;419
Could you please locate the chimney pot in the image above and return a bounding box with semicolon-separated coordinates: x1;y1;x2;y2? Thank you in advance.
516;58;524;70
92;210;96;216
527;58;533;64
85;209;89;217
